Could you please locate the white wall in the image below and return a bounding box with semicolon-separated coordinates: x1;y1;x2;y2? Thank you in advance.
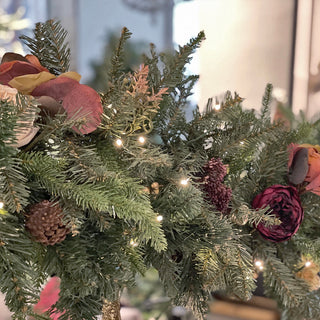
174;0;295;111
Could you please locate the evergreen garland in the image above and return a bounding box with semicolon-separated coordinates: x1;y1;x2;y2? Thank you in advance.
0;20;319;320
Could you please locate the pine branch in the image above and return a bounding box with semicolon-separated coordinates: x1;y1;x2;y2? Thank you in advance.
20;151;167;252
261;83;273;119
0;213;40;318
20;19;70;75
0;158;30;213
108;27;132;84
160;31;205;89
0;97;34;213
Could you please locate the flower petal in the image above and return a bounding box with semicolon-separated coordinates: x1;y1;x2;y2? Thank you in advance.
252;185;303;242
1;52;28;63
0;84;18;102
306;173;320;195
32;76;78;100
58;71;81;82
25;54;49;72
8;71;55;94
32;77;103;134
0;61;41;86
62;84;103;134
288;147;309;185
15;127;39;148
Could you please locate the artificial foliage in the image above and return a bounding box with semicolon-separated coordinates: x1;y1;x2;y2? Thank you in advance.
0;19;320;320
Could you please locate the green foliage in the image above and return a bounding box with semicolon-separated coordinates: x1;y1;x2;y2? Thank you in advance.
20;20;70;75
1;19;320;320
0;213;41;319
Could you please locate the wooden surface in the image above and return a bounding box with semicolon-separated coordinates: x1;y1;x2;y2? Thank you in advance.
208;296;281;320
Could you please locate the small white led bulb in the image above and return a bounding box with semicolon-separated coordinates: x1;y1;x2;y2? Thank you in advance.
130;239;138;247
115;139;123;147
138;136;146;144
180;178;189;186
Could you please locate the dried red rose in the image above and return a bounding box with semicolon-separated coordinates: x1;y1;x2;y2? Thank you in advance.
252;185;304;242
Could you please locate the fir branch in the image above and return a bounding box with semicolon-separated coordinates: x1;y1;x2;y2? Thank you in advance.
0;158;30;213
108;27;132;84
20;19;70;74
20;151;167;252
0;213;40;318
261;83;273;119
160;31;205;89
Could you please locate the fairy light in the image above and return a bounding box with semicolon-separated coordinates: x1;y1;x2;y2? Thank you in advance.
305;261;312;268
138;136;146;144
255;260;264;270
214;104;221;111
240;141;244;145
115;138;123;147
0;202;3;209
180;178;189;186
156;215;163;222
130;239;138;247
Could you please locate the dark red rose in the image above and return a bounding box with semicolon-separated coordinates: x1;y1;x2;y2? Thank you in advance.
252;185;304;242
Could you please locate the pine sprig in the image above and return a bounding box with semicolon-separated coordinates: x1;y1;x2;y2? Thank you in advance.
0;214;40;318
20;151;167;252
108;27;132;84
20;19;70;75
261;83;273;119
0;158;29;213
0;97;33;213
160;31;205;89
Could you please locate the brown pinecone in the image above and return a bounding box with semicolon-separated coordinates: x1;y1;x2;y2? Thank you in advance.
25;200;70;245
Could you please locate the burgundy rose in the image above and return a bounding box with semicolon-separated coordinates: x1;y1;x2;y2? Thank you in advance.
252;185;304;242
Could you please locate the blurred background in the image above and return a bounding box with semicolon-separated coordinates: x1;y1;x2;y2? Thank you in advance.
0;0;320;319
2;0;320;118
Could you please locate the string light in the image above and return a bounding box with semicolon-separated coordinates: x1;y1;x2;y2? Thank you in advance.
115;138;123;147
255;260;264;270
240;141;244;145
0;202;3;209
214;104;221;111
130;239;138;247
180;178;189;186
156;215;163;222
305;261;312;268
138;136;146;144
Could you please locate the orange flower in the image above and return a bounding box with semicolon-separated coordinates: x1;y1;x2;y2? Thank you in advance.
0;52;103;134
288;143;320;195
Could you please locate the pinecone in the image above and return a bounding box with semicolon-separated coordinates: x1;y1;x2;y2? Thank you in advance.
200;157;232;213
25;200;70;245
